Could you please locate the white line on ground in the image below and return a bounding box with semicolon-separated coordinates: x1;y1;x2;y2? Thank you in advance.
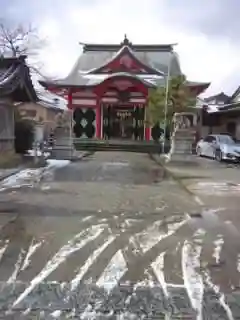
194;196;204;206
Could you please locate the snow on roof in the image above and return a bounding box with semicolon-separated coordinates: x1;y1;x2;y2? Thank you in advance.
207;104;220;113
43;42;181;88
86;45;165;76
36;89;67;110
78;72;164;81
0;56;37;101
195;97;220;113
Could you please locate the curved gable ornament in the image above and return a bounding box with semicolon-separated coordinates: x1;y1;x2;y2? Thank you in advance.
113;80;132;90
121;34;132;46
119;54;132;68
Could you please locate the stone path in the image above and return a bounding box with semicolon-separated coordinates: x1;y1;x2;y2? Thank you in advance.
0;152;239;319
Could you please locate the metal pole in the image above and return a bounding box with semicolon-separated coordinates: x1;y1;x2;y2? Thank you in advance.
34;141;38;165
34;126;39;165
162;52;172;154
69;110;73;159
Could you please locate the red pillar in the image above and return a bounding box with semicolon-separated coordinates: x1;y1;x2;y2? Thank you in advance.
142;87;150;141
145;126;150;141
144;104;150;141
67;88;73;109
95;98;101;139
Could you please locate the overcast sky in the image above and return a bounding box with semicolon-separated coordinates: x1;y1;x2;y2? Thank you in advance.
2;0;240;97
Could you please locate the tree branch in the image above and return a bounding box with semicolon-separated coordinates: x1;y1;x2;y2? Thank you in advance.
0;20;46;57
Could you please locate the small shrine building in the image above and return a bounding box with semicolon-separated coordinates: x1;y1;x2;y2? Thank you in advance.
0;55;37;151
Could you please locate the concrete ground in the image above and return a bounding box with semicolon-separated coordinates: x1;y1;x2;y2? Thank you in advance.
163;155;240;230
0;152;239;319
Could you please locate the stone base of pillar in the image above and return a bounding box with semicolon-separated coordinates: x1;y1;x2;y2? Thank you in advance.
167;112;196;162
52;127;74;160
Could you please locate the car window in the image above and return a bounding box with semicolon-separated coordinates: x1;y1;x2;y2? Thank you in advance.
204;136;214;142
218;135;235;144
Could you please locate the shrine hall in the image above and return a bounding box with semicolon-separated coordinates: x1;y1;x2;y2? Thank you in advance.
39;35;210;141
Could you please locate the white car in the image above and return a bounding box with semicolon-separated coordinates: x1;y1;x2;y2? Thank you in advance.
196;134;240;162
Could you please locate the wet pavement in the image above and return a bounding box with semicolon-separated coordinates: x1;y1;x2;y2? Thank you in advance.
0;152;239;319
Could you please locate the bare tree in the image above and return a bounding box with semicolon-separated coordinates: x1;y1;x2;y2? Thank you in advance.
0;19;59;84
0;20;45;57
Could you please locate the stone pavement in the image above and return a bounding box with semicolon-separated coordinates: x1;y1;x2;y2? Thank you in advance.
0;168;22;181
157;154;240;233
159;154;240;191
0;152;239;318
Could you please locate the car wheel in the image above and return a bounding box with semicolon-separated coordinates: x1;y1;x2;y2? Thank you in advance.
196;147;202;156
215;150;222;162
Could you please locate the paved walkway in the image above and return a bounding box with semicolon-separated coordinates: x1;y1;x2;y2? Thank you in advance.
158;154;240;233
0;168;22;181
158;154;240;187
0;152;239;318
165;154;240;185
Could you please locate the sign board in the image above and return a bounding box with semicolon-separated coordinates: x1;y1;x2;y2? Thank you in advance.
34;124;44;142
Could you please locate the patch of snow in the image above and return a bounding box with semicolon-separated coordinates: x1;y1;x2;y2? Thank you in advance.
207;104;220;113
37;90;67;110
0;168;45;190
46;159;70;168
151;252;168;297
121;219;138;230
117;312;138;320
81;216;93;222
21;308;31;315
80;304;97;319
71;235;115;291
0;159;70;190
27;149;50;157
237;254;240;273
0;240;9;262
96;249;127;293
7;249;25;283
21;239;43;271
155;205;167;211
212;235;224;264
12;225;105;308
50;310;62;318
82;73;163;80
133;277;154;289
195;99;220;113
181;229;205;320
132;218;187;254
204;270;234;320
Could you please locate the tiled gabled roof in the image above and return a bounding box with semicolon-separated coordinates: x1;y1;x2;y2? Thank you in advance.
40;38;182;88
204;92;230;104
0;55;37;102
86;45;165;75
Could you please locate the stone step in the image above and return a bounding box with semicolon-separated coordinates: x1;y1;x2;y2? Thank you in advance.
174;138;194;141
74;141;171;154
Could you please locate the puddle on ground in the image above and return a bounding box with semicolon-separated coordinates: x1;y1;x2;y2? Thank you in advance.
97;163;166;185
102;162;130;168
131;166;167;185
168;160;200;167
